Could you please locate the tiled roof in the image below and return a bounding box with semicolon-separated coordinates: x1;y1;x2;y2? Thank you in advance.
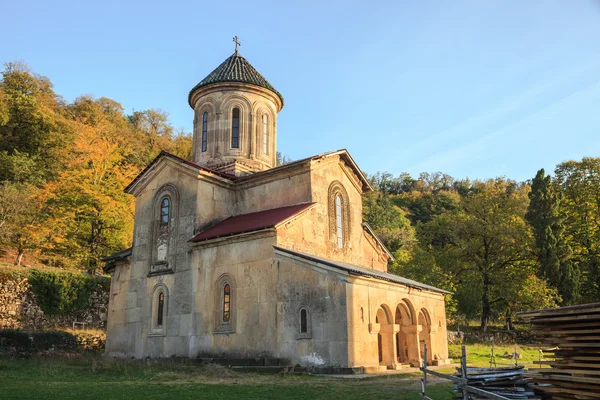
188;52;284;107
273;246;452;295
190;203;315;243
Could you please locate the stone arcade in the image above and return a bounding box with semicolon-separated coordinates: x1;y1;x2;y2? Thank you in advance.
103;45;452;371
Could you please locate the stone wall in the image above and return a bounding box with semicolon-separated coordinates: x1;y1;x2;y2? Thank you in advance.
0;269;109;330
447;330;540;345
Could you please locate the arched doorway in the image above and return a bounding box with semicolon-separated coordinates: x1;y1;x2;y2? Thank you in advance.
418;308;433;364
375;306;394;368
395;303;412;364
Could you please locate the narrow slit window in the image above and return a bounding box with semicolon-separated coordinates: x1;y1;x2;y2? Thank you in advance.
160;198;170;226
157;292;164;326
223;283;231;322
231;108;240;148
300;308;308;333
262;114;268;154
201;112;208;152
335;194;343;248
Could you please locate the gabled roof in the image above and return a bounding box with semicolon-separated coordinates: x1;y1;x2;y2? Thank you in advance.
190;203;315;243
362;222;394;261
274;246;451;295
125;149;371;196
102;247;132;273
125;151;237;194
188;52;284;107
235;149;373;193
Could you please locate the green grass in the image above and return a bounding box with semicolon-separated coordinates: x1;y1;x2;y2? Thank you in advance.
0;357;455;400
1;343;545;399
448;343;543;368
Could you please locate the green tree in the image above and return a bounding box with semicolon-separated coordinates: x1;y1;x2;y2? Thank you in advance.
427;179;536;331
526;168;579;305
0;62;73;183
363;190;416;262
555;158;600;302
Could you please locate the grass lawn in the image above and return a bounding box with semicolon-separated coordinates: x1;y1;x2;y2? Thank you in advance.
448;343;543;369
0;357;455;400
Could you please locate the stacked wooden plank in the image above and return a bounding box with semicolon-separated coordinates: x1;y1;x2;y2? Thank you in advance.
455;366;537;400
517;302;600;400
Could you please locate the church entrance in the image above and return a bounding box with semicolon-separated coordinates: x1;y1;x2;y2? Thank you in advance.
418;308;433;364
375;306;394;368
395;304;411;363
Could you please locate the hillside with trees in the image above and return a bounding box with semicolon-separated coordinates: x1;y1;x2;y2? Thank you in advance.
0;62;191;272
363;165;600;330
1;62;600;330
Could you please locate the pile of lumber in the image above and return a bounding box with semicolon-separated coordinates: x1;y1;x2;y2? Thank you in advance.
455;366;537;400
518;302;600;399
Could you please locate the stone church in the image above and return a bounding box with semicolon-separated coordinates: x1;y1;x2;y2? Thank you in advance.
103;44;451;371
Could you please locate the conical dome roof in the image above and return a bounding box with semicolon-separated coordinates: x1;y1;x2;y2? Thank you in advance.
188;52;283;107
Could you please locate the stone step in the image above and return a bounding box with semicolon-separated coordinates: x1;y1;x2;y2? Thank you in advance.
195;357;287;367
363;365;389;373
389;363;412;370
230;365;304;373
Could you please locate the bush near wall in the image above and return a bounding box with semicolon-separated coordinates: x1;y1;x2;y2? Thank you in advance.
0;266;109;330
28;270;108;316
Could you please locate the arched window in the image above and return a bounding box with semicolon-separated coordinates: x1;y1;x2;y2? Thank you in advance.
300;308;307;333
223;283;231;322
262;114;268;154
150;285;168;336
201;112;208;152
157;292;164;326
231;108;240;148
160;198;170;227
328;181;350;249
335;194;343;248
215;275;235;333
296;305;311;339
150;185;179;275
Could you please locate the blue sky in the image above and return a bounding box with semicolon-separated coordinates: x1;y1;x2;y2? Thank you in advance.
2;0;600;181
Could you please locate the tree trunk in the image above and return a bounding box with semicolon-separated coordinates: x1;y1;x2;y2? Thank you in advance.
505;310;513;331
14;250;24;266
481;274;491;332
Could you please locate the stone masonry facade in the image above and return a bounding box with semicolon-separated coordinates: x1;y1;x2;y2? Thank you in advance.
103;49;451;371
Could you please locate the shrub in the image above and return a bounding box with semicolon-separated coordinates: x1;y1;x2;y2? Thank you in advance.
28;270;109;316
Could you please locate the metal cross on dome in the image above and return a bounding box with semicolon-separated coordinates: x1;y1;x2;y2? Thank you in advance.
233;36;241;53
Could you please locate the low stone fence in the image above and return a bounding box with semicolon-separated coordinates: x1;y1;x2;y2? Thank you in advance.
0;329;106;355
448;329;539;345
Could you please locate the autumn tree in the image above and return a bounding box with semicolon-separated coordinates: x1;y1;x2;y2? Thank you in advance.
42;96;137;272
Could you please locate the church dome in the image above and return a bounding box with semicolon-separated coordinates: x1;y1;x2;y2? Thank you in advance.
188;52;284;107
